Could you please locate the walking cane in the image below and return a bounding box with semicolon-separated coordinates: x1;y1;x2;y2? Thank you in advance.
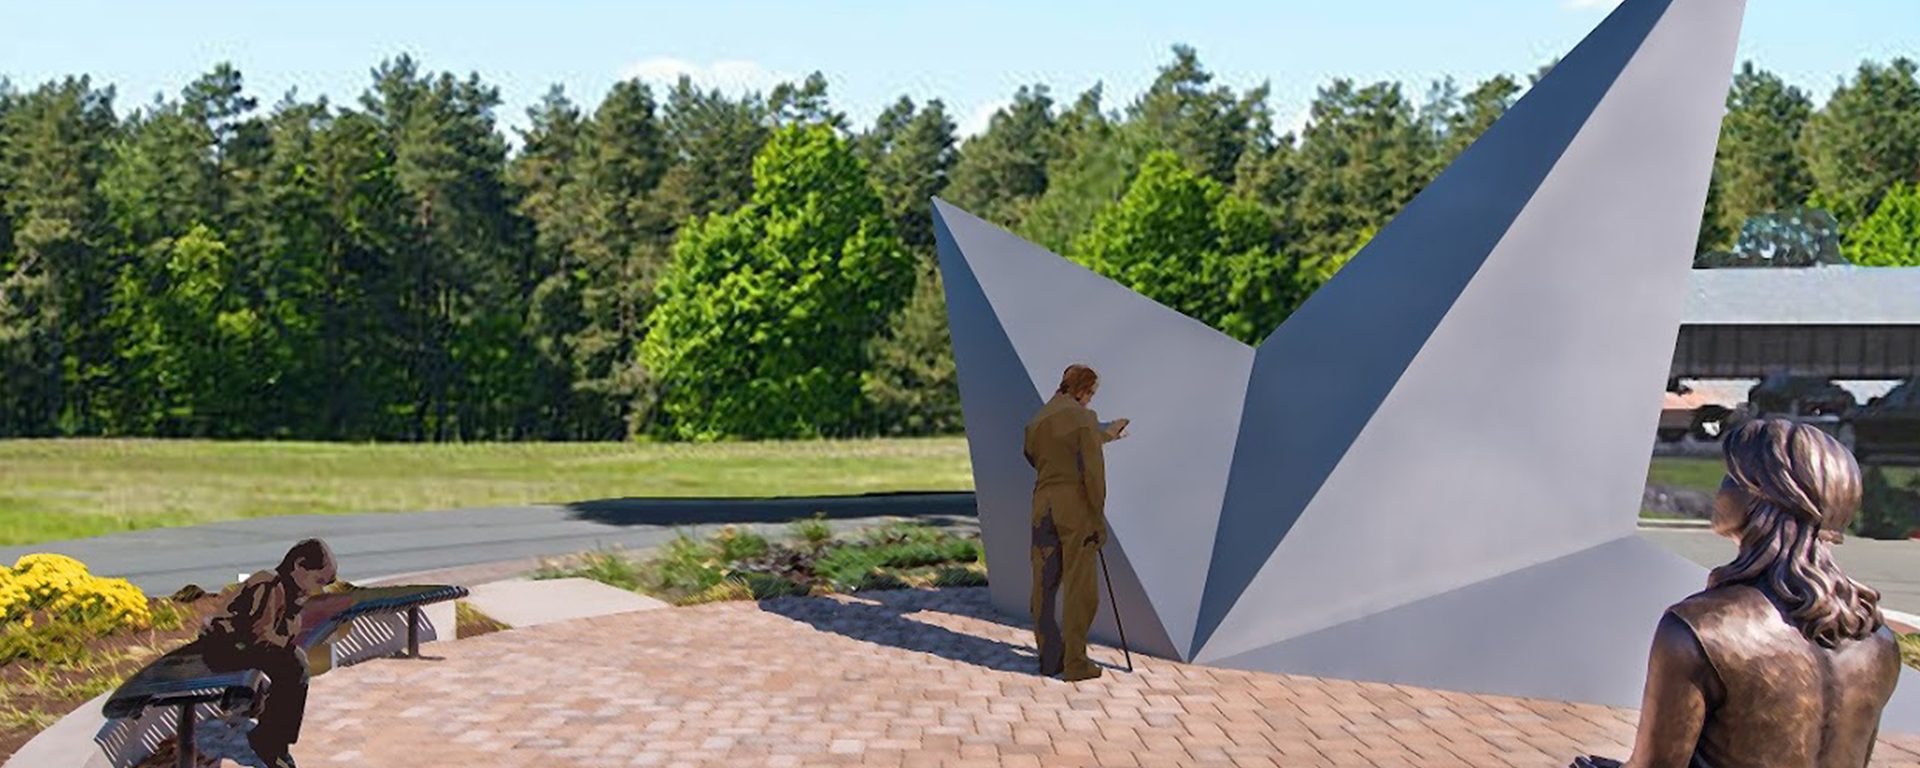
1097;548;1133;673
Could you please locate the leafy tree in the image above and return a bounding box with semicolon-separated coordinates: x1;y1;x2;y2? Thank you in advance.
944;85;1056;229
1845;183;1920;267
641;125;914;440
1801;59;1920;228
107;225;269;435
1072;151;1279;344
1855;464;1919;540
1710;63;1815;249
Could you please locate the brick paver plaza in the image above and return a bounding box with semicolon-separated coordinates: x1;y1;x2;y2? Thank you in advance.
296;588;1920;767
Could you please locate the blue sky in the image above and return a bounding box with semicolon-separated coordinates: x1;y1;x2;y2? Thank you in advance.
2;1;1913;143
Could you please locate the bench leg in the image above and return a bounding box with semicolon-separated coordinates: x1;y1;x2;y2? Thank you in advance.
407;606;421;659
176;702;196;768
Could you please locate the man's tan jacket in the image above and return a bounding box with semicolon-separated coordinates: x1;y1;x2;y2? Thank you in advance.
1022;392;1115;530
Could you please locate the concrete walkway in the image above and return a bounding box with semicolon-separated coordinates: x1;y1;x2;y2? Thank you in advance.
0;493;976;593
464;578;669;628
1641;527;1920;616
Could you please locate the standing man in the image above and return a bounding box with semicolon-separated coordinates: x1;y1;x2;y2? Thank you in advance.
1024;363;1128;681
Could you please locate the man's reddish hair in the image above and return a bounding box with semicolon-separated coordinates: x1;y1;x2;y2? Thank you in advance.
1056;364;1098;399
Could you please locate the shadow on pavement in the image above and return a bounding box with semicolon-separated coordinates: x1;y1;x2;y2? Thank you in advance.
562;491;978;527
757;588;1042;674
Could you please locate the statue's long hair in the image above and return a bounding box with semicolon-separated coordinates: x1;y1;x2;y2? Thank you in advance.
1709;419;1882;647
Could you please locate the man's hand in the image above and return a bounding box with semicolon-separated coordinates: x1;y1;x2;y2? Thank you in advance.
1104;418;1130;441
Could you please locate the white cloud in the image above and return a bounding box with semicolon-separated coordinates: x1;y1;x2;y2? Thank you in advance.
958;99;1010;139
618;57;793;94
1563;0;1624;10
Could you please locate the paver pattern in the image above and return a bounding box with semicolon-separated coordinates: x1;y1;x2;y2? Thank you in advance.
294;588;1920;767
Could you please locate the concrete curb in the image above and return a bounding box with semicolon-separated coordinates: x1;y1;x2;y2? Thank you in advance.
3;693;109;768
1636;518;1712;530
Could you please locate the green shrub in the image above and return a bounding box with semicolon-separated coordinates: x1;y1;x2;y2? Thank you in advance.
0;616;100;667
1901;634;1920;672
677;578;755;606
148;600;186;632
651;535;727;593
931;564;989;588
574;521;986;603
711;526;772;562
534;548;648;593
851;569;911;592
1856;466;1920;540
788;515;835;549
735;572;808;600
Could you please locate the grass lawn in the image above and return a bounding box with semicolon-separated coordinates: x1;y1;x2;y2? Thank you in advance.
1649;456;1920;492
6;438;1918;548
0;438;972;547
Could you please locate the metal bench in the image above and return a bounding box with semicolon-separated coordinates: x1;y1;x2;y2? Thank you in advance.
97;584;468;768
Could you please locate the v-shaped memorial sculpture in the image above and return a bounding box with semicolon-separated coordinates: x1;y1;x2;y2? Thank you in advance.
934;0;1920;727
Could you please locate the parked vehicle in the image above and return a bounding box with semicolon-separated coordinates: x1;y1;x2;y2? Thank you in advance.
1659;380;1734;442
1849;381;1920;463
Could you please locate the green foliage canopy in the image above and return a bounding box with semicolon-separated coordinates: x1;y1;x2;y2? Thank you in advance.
641;125;914;440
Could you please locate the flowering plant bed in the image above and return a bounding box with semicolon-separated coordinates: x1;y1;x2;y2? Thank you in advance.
536;518;987;605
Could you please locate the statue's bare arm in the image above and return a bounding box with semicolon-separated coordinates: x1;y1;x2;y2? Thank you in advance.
1575;612;1712;768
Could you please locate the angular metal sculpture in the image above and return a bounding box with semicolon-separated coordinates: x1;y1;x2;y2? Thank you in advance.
934;0;1920;728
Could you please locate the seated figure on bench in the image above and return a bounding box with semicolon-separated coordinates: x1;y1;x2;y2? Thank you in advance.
186;538;336;768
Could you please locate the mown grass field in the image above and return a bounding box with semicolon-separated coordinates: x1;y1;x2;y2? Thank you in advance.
5;438;1918;548
0;438;973;546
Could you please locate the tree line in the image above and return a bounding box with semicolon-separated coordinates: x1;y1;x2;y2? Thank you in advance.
2;51;1917;441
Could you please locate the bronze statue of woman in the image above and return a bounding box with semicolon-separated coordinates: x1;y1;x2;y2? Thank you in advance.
1574;418;1902;768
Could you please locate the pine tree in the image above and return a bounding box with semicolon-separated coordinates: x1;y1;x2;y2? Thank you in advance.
856;96;957;254
1290;79;1436;261
572;79;671;437
509;85;591;437
944;86;1056;230
0;77;118;436
1710;63;1815;250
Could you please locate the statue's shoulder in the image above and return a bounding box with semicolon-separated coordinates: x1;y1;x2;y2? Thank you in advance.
1666;584;1773;631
